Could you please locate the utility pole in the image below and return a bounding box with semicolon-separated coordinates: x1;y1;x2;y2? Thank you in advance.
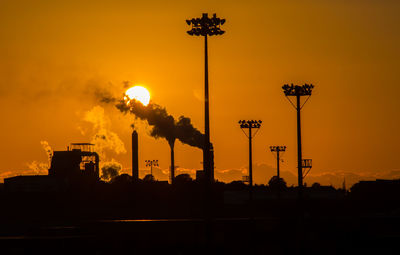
186;13;225;184
282;84;314;197
239;120;262;202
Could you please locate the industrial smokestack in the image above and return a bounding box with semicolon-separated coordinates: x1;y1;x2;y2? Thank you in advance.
168;139;175;184
202;143;215;183
132;130;139;181
112;96;206;184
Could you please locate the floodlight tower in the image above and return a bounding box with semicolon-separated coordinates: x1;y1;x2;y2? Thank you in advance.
145;160;158;177
239;120;262;200
282;83;314;195
269;146;286;180
186;13;225;184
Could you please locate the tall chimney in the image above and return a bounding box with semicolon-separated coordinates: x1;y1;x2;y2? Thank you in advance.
202;142;215;183
132;130;139;181
168;139;175;184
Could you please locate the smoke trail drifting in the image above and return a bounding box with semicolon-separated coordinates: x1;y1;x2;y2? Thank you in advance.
40;140;53;165
176;116;204;149
115;99;204;149
100;86;204;183
84;105;127;158
26;141;54;175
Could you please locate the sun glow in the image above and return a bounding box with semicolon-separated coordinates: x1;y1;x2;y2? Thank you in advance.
125;86;151;106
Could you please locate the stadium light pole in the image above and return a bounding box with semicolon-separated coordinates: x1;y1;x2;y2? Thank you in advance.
269;146;286;180
145;160;158;177
239;120;262;201
282;83;314;196
186;13;225;184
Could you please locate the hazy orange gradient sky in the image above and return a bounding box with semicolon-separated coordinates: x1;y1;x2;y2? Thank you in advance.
1;0;399;187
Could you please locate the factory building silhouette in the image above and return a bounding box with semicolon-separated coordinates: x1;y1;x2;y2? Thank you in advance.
49;143;99;180
4;131;213;191
4;143;100;192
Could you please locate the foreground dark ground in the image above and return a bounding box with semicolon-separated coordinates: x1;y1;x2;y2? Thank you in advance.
2;215;400;255
1;182;400;254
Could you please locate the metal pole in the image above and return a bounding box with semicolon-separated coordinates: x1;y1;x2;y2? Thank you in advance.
249;126;253;201
277;148;281;199
186;13;226;248
204;34;211;184
170;143;175;184
296;93;303;194
204;34;213;245
277;149;280;180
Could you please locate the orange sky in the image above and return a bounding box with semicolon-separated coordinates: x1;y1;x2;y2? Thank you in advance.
1;0;399;187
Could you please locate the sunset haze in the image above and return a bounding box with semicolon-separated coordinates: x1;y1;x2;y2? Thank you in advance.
1;0;399;188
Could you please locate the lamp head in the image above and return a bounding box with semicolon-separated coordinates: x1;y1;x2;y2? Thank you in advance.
186;13;226;37
282;83;314;96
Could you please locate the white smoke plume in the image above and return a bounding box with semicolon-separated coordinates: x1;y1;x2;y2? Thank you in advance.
25;140;54;175
40;140;53;166
84;105;126;159
27;161;49;175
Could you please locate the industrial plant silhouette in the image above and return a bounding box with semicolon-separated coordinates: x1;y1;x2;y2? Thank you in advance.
1;12;400;255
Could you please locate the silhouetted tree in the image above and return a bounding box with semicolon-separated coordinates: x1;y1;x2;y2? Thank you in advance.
101;164;120;182
143;174;155;182
175;174;193;184
268;176;287;191
226;180;247;190
311;182;321;188
111;174;132;185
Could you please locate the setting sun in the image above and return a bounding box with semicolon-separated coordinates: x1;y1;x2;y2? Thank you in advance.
125;86;151;106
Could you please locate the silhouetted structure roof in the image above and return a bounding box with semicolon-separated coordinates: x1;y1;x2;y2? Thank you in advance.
350;179;400;199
